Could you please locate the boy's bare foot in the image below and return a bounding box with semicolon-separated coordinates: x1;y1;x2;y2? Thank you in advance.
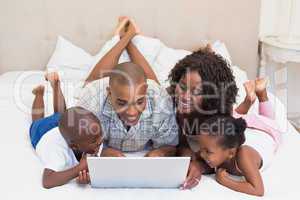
255;78;268;102
45;72;60;88
243;80;256;105
32;85;45;96
114;16;130;37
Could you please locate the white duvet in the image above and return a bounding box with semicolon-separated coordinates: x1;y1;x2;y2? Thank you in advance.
0;36;299;200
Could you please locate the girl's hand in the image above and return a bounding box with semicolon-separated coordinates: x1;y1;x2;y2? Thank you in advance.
216;168;229;184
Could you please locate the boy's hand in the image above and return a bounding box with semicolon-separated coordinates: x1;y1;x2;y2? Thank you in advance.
101;148;125;157
78;154;88;171
216;168;229;184
180;160;202;190
77;170;90;185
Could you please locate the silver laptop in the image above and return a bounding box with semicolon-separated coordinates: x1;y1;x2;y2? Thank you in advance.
87;157;190;188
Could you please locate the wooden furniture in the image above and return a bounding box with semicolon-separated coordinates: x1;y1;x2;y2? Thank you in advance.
260;36;300;130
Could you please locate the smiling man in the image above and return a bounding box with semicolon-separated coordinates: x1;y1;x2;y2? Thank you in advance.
76;18;178;156
77;62;178;156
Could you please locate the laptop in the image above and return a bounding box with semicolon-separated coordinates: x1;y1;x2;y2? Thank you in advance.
87;157;190;188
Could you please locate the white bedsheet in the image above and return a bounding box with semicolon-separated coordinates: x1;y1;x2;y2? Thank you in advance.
0;70;299;200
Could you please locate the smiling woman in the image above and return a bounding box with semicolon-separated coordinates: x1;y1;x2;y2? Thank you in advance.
168;48;238;117
169;47;239;190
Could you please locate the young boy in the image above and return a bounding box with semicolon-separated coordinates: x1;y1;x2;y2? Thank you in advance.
30;72;103;189
77;18;178;157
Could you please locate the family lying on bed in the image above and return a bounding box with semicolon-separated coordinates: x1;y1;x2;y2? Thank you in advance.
29;17;283;196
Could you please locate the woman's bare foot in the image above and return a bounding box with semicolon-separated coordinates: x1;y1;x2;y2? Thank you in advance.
32;85;45;96
255;78;268;102
114;16;130;37
243;80;256;105
200;43;213;53
45;72;60;88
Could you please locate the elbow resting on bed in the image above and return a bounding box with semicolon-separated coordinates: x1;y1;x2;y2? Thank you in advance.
42;180;54;189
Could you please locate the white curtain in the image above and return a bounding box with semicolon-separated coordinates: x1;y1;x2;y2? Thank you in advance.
259;0;300;39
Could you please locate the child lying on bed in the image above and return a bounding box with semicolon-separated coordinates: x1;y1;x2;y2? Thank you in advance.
183;78;282;196
30;72;103;189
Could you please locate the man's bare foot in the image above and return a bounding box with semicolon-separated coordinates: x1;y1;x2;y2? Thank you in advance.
114;16;130;37
32;85;45;96
255;78;268;102
128;19;141;35
243;80;256;105
45;72;60;88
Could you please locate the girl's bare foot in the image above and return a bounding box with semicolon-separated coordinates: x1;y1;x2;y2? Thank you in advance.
114;16;130;37
32;85;45;95
45;72;60;88
255;78;268;102
243;80;256;105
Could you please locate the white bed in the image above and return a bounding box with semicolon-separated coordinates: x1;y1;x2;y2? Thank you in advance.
0;64;299;200
1;0;298;199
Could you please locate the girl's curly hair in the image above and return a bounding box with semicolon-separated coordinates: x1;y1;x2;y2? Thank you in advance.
168;49;238;115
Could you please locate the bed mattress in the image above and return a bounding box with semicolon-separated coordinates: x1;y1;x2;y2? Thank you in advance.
0;70;298;200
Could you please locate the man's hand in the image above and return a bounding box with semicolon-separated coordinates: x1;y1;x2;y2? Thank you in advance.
77;170;90;185
145;149;166;157
145;146;176;157
101;148;126;157
180;160;202;190
216;168;229;185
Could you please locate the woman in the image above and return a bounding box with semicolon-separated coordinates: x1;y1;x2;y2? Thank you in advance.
168;49;238;189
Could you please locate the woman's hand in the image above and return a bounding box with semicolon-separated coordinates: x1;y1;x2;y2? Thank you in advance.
180;160;202;190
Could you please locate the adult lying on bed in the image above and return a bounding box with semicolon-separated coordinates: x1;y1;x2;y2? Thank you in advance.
77;17;178;157
112;17;239;189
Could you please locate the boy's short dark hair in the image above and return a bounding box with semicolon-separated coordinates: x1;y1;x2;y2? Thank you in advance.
58;106;102;143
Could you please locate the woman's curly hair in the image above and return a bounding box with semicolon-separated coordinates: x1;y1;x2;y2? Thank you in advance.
168;48;238;115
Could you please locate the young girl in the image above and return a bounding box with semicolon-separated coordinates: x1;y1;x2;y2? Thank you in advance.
184;78;282;196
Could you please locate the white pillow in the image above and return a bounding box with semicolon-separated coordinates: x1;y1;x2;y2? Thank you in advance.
211;40;232;66
46;36;95;82
47;36;93;71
